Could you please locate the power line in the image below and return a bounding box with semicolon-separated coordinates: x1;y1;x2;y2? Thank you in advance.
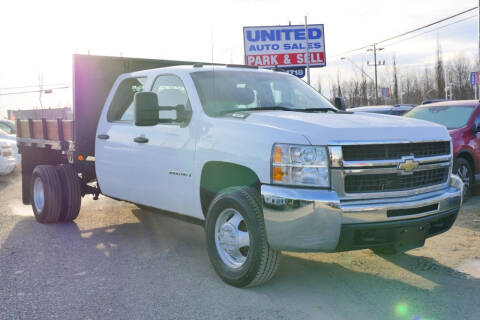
332;6;478;58
0;83;70;91
382;14;478;48
0;86;70;96
377;6;478;44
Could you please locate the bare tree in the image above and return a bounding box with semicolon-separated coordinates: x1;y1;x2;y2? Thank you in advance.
435;39;445;99
336;69;342;97
316;80;323;95
392;54;399;104
448;55;474;100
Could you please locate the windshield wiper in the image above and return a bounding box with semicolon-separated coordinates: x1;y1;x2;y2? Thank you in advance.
299;108;337;113
217;106;296;116
217;106;343;116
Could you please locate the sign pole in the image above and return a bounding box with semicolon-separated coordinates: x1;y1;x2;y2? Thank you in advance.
305;15;310;85
477;0;480;100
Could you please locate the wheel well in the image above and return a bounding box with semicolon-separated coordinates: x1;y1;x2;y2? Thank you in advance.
456;151;476;179
200;161;260;217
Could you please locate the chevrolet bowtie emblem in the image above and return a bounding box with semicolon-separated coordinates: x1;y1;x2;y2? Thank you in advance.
398;158;419;173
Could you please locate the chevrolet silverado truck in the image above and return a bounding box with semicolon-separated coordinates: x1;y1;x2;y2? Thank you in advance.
16;54;463;287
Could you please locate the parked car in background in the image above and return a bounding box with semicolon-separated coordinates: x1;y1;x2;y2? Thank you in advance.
421;99;447;105
351;104;415;116
0;120;16;135
0;140;16;175
405;100;480;196
0;127;20;166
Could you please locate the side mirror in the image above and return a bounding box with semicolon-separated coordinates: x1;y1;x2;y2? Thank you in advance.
134;92;160;126
473;122;480;134
134;92;192;127
334;97;346;110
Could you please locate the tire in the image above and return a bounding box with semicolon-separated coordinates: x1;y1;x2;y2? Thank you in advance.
205;186;280;287
30;165;63;223
56;164;82;222
454;158;473;199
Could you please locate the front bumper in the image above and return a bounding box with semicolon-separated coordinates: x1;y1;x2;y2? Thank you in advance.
261;174;463;252
0;157;16;175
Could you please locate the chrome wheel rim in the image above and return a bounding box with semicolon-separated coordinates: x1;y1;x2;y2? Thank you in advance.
33;177;45;213
214;208;250;269
457;164;470;195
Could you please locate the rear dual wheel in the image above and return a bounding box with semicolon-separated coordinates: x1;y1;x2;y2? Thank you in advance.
30;164;81;223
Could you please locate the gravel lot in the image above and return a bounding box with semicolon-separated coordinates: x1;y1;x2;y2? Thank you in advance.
1;171;479;320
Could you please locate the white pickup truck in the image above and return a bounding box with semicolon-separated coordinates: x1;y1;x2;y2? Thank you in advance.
17;54;463;287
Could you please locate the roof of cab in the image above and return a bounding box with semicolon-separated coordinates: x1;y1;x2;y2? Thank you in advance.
135;64;279;77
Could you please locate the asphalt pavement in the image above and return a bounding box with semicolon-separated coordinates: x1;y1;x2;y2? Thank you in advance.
1;171;479;320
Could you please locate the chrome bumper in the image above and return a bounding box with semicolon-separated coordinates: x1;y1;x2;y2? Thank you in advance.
261;175;463;252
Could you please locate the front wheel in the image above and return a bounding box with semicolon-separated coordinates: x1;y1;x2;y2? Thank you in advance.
454;158;473;198
205;187;280;287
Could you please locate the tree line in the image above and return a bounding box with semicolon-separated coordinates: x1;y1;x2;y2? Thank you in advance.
321;42;476;107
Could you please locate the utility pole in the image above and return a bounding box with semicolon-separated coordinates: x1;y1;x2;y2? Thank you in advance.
477;0;480;100
305;15;311;85
367;45;384;104
373;43;378;103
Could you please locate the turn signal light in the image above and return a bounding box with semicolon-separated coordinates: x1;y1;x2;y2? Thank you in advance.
272;167;285;182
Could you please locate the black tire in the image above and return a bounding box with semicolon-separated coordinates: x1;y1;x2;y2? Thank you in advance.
56;164;82;222
30;165;63;224
453;157;473;199
205;186;280;287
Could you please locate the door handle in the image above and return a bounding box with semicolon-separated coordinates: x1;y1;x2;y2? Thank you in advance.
97;134;109;140
134;136;149;143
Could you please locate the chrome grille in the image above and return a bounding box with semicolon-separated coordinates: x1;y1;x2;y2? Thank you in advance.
342;142;450;161
329;141;452;198
344;168;449;193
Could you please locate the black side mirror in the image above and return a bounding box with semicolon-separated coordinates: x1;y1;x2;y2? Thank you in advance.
135;92;192;127
473;122;480;134
134;92;160;126
334;97;346;110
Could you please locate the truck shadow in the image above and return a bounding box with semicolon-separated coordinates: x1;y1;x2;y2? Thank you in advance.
1;206;478;320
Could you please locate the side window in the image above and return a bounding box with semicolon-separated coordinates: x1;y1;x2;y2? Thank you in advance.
152;75;189;107
107;77;146;122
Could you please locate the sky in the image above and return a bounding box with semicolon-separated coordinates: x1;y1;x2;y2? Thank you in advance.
0;0;478;116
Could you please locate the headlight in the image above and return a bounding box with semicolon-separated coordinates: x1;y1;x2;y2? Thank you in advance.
271;144;329;187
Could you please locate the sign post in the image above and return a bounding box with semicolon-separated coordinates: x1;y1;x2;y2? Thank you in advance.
243;24;326;80
471;71;478;99
304;16;311;84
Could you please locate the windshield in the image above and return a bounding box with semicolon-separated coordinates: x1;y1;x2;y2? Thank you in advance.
190;70;336;116
404;105;475;129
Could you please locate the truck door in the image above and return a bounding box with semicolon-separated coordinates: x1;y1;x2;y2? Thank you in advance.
95;76;149;203
129;74;196;215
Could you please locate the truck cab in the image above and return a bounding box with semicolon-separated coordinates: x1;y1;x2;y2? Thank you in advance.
16;55;463;287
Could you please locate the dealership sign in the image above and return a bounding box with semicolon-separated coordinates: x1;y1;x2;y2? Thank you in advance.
243;24;326;68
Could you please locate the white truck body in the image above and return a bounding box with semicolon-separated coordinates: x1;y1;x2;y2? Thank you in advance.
17;56;463;286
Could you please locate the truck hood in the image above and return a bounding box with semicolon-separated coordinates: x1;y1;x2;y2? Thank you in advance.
240;111;451;145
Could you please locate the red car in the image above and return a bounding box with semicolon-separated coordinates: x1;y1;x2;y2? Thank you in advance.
405;100;480;197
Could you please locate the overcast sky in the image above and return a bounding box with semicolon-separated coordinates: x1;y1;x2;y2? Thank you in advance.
0;0;478;115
